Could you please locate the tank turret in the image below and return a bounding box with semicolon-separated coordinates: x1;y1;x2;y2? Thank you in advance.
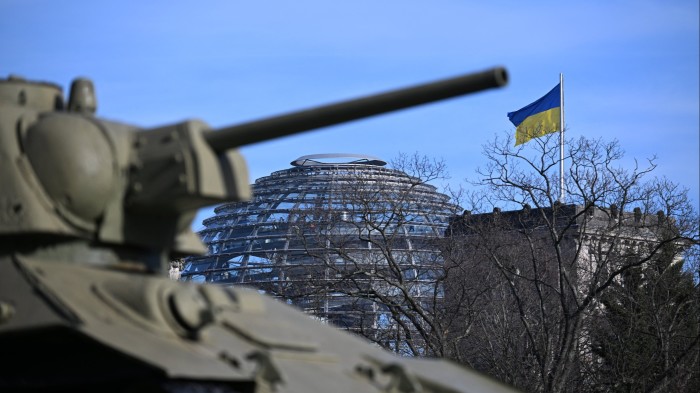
0;68;520;392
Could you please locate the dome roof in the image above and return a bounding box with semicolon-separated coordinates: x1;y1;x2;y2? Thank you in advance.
183;154;459;336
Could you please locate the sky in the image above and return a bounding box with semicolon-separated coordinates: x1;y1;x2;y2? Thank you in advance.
2;0;698;231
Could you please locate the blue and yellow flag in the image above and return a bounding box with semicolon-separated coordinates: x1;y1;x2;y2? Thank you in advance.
508;84;561;146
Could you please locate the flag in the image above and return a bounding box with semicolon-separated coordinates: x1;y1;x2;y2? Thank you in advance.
508;84;561;145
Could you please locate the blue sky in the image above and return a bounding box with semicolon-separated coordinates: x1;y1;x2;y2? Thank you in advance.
2;0;698;230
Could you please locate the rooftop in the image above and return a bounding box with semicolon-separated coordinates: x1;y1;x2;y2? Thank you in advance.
290;153;386;167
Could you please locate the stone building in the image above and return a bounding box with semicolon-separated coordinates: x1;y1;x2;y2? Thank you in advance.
441;202;685;383
446;202;679;289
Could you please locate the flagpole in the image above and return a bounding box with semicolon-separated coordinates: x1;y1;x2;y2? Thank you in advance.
559;73;565;203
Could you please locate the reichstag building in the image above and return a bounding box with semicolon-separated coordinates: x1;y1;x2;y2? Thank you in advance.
182;154;459;342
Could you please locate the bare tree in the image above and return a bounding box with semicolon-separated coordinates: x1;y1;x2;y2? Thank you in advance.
285;153;461;356
590;241;700;392
443;133;699;393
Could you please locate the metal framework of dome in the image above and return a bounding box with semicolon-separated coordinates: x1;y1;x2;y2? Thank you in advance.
182;154;459;339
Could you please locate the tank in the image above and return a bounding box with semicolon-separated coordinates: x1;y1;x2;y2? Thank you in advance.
0;69;519;392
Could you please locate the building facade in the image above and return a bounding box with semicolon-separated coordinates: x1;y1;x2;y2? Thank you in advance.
446;203;677;287
441;202;686;387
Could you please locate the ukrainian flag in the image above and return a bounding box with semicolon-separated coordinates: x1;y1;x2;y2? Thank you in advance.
508;84;561;146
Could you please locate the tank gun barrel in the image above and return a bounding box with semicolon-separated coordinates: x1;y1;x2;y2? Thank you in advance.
204;67;507;152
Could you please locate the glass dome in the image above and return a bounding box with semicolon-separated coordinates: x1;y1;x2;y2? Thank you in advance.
182;154;460;340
